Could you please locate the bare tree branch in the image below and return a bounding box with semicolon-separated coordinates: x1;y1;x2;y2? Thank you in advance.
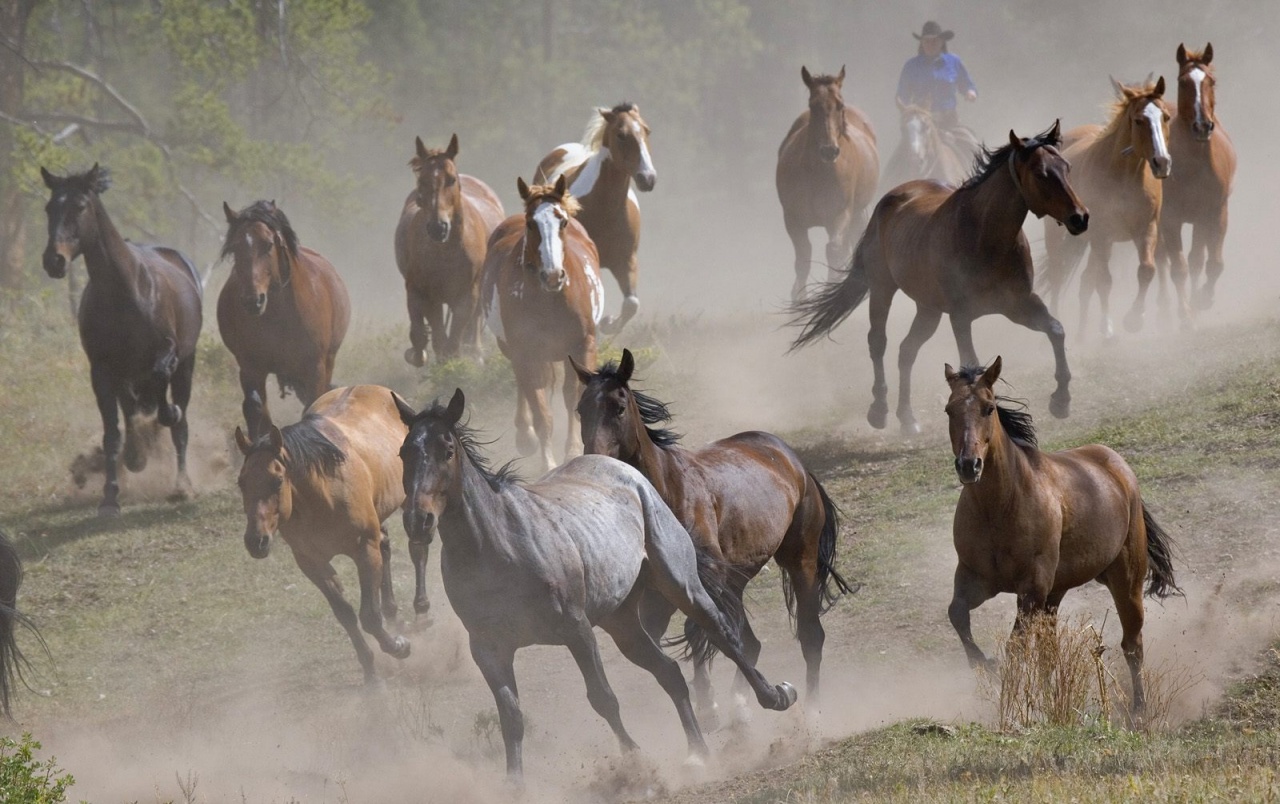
30;60;152;136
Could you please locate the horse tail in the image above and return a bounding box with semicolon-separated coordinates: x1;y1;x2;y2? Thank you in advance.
811;474;858;612
788;225;874;351
0;531;42;718
664;549;746;665
1142;503;1183;600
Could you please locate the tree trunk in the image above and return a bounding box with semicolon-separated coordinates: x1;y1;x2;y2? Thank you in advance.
0;1;38;289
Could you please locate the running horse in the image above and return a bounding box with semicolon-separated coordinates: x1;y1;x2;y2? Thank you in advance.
40;165;202;515
572;349;854;724
1041;78;1173;335
776;66;879;301
882;101;972;190
235;385;429;682
943;358;1181;715
219;200;351;440
1159;44;1236;313
532;102;654;333
791;123;1088;435
481;176;604;473
395;389;797;782
397;134;505;366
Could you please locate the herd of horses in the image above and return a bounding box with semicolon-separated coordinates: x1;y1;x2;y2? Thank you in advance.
2;41;1225;783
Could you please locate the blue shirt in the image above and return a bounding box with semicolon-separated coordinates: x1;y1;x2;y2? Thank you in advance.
896;52;977;113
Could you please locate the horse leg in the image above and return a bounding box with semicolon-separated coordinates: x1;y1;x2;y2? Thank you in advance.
240;369;271;440
119;392;147;474
601;259;640;334
354;530;411;660
167;356;195;500
520;362;556;471
949;314;979;367
1080;238;1114;339
1196;210;1227;311
378;525;398;622
948;563;997;670
424;299;450;362
895;306;944;436
152;337;182;428
726;609;765;720
824;215;855;283
408;538;431;620
1003;295;1072;419
294;554;378;682
562;614;642;755
785;214;813;302
469;637;525;781
1123;221;1160;333
91;363;123;517
865;282;896;429
1159;219;1192;330
449;287;480;360
404;287;429;367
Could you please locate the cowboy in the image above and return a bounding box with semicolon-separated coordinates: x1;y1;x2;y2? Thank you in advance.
896;21;978;131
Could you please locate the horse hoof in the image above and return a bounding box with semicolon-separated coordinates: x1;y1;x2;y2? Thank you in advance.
1192;292;1214;312
773;682;798;711
123;447;147;473
157;404;182;427
387;636;411;660
696;702;721;732
97;502;121;518
404;347;426;368
1122;311;1144;334
414;599;431;617
1048;393;1071;419
867;402;889;430
900;420;922;438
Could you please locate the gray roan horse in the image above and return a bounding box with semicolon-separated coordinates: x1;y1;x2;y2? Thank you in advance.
395;389;797;782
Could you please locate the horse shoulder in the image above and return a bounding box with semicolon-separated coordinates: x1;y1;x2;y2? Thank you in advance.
843;105;877;144
461;175;506;232
779;111;809;157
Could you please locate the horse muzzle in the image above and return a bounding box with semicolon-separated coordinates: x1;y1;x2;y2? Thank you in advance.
403;508;436;545
43;249;68;279
539;270;567;293
427;220;451;242
818;144;840;162
1191;121;1214;142
1064;212;1089;236
1150;155;1172;180
634;171;656;192
954;456;983;485
244;531;272;559
243;293;268;316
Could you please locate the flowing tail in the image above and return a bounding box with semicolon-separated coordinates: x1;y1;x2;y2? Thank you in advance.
666;548;747;665
780;475;859;631
1142;504;1183;600
0;531;43;718
788;229;873;350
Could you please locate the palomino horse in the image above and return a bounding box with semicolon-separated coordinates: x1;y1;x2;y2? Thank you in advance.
791;123;1088;434
219;200;351;440
397;134;505;366
40;165;203;515
882;101;972;190
0;530;43;717
776;66;879;301
532;102;654;333
395;389;797;782
943;358;1181;714
235;385;429;682
1041;78;1173;335
481;176;603;473
572;349;854;723
1159;44;1236;313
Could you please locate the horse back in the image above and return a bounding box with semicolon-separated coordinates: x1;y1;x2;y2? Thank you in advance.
460;174;506;233
295;246;351;348
533;143;588;186
301;385;409;523
101;242;203;357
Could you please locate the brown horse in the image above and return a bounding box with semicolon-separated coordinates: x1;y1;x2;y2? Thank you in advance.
40;165;203;516
1041;78;1173;335
883;101;972;190
396;134;505;366
943;358;1181;714
219;201;350;440
482;176;603;473
235;385;429;682
776;66;879;301
1159;44;1236;313
791;123;1088;434
533;102;653;333
572;349;853;723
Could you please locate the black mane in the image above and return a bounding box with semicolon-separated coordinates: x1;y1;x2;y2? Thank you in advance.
953;364;1038;449
415;402;522;490
959;123;1063;191
220;200;300;261
250;416;346;477
594;359;682;448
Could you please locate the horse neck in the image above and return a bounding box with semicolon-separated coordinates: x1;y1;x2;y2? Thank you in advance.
83;196;142;292
968;420;1029;508
627;418;681;502
962;162;1030;246
1094;116;1146;174
585;148;632;203
438;456;508;554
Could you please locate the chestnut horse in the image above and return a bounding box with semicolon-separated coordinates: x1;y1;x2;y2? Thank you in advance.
1041;78;1173;335
395;389;796;781
1159;44;1236;313
533;102;654;333
219;201;350;440
396;134;505;366
882;101;972;190
40;165;202;515
791;123;1088;434
776;66;879;301
234;385;429;682
481;176;603;473
572;349;854;723
943;358;1181;715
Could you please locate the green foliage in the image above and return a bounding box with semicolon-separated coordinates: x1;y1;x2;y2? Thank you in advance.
0;734;76;804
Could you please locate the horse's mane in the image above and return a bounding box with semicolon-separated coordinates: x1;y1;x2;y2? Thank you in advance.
522;184;582;218
220;200;300;261
593;359;682;448
959;123;1062;191
581;102;637;152
1181;48;1212;69
1099;80;1168;140
410;147;451;173
415;401;521;491
952;364;1038;450
60;166;112;195
250;416;346;478
805;72;844;90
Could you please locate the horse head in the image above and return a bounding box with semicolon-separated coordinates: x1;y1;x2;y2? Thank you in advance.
517;175;580;293
571;348;643;460
802;65;848;162
944;358;1004;485
40;163;111;279
395;388;466;545
235;424;292;558
411;133;463;242
221;200;298;315
897;100;937;168
1176;43;1217;142
600;102;655;192
1007;122;1089;235
1111;76;1173;178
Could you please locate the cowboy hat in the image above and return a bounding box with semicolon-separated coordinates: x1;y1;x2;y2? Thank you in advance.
913;21;954;41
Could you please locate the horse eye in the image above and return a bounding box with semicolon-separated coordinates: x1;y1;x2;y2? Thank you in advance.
270;478;284;491
982;405;995;417
445;175;456;186
559;218;567;230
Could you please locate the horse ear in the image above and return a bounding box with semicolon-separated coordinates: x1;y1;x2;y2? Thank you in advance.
553;174;568;198
415;136;428;160
87;163;103;191
981;356;1003;387
1176;43;1188;66
445;388;466;425
801;65;813;88
836;65;846;86
567;354;594;385
944;363;958;383
268;426;284;453
40;166;58;189
1109;75;1125;98
1008;130;1022;150
223;201;237;225
617;349;635;385
1202;43;1213;65
393;392;418;427
600;107;617;125
445;133;459;160
234;426;253;456
1049;119;1062;143
1154;76;1166;98
517;177;531;201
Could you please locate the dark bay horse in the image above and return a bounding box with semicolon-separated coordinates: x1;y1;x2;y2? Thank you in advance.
235;385;429;682
481;176;603;473
1159;44;1236;313
396;134;505;366
533;102;654;332
883;101;972;190
40;165;202;515
791;123;1089;435
572;349;853;723
776;66;879;301
395;389;797;782
1041;78;1173;335
943;358;1181;714
219;201;351;440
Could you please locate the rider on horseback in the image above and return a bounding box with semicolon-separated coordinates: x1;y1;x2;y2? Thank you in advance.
896;21;980;151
